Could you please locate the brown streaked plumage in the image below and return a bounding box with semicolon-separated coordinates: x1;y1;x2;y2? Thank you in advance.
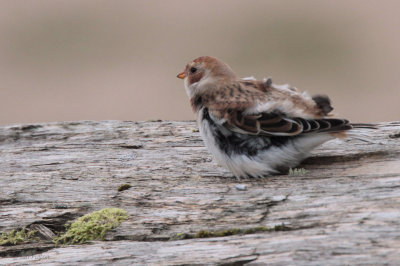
177;56;370;178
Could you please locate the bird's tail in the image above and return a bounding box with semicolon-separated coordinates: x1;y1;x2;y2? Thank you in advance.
350;123;379;129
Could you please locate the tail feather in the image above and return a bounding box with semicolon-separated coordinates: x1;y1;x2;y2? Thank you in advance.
350;123;378;129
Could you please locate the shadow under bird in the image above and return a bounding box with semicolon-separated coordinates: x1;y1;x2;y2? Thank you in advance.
177;56;374;179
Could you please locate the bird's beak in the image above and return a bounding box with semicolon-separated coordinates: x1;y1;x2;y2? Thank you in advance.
177;71;186;79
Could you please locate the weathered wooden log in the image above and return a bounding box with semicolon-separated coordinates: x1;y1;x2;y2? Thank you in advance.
1;120;399;265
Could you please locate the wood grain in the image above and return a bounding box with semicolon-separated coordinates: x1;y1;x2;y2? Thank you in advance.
1;120;399;265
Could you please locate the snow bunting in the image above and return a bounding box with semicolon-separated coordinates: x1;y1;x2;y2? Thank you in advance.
177;56;366;178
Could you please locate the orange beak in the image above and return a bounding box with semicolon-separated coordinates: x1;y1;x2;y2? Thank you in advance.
177;71;186;79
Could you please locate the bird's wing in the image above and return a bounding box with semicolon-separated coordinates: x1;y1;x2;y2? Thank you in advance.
203;81;351;137
192;81;268;112
222;109;352;136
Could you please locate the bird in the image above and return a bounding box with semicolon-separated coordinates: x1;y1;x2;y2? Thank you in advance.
177;56;371;179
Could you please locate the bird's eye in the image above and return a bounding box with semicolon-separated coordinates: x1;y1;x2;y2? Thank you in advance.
190;67;197;73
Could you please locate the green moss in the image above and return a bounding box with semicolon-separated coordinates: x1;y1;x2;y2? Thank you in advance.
194;230;212;238
243;226;270;234
289;168;307;176
172;232;192;240
117;184;132;192
177;224;291;240
54;208;128;245
271;224;291;231
196;228;243;238
0;228;38;246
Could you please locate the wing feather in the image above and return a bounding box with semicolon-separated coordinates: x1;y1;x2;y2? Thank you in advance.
202;81;351;137
224;110;351;137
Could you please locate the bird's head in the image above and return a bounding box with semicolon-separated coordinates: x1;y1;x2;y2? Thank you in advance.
177;56;236;98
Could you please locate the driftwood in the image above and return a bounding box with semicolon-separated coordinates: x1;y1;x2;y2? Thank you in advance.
0;120;399;265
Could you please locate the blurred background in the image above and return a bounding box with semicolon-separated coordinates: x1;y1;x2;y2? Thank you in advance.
1;0;399;125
